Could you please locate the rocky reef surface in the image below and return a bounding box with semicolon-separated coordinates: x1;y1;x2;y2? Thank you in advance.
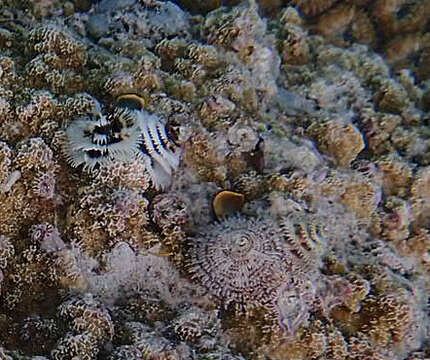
0;0;430;359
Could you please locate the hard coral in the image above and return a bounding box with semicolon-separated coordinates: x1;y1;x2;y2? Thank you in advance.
307;120;365;168
376;158;413;197
59;293;114;344
172;305;221;349
151;192;193;263
25;24;87;94
279;22;311;65
182;132;227;185
267;320;348;360
90;157;152;191
28;25;86;70
19;315;59;355
0;138;59;236
202;3;280;104
314;4;356;42
107;346;143;360
0;235;14;270
0;141;12;188
289;0;338;17
2;243;60;313
67;186;150;257
51;332;99;360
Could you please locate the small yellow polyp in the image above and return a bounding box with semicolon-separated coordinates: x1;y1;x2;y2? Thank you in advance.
212;190;245;220
116;94;146;111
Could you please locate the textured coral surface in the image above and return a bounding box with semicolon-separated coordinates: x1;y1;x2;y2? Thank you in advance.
0;0;430;359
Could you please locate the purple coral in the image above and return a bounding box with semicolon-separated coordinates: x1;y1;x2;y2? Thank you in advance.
32;170;56;200
29;223;65;253
273;278;315;337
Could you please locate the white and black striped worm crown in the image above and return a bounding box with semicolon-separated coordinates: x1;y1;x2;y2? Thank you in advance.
64;97;181;190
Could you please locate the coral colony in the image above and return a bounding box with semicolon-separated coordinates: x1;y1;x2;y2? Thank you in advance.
0;0;430;359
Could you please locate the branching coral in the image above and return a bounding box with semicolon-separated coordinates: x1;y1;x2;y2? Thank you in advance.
67;186;150;257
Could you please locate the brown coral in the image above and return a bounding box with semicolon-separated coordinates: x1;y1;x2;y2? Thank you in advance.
307;120;365;168
399;228;430;273
182;132;227;185
267;320;348;360
371;0;430;39
358;291;414;349
279;23;311;65
0;235;14;270
0;138;59;236
28;25;86;70
0;141;12;188
172;305;220;350
340;180;381;220
59;294;114;344
376;158;413;197
314;4;356;41
51;332;99;360
290;0;338;17
67;186;151;257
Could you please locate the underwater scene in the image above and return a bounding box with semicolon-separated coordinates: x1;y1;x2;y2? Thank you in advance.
0;0;430;359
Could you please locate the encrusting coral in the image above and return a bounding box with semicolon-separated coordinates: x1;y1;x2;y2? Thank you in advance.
0;0;430;359
306;119;365;168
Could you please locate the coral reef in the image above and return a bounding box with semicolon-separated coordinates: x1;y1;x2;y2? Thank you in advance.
0;0;429;359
